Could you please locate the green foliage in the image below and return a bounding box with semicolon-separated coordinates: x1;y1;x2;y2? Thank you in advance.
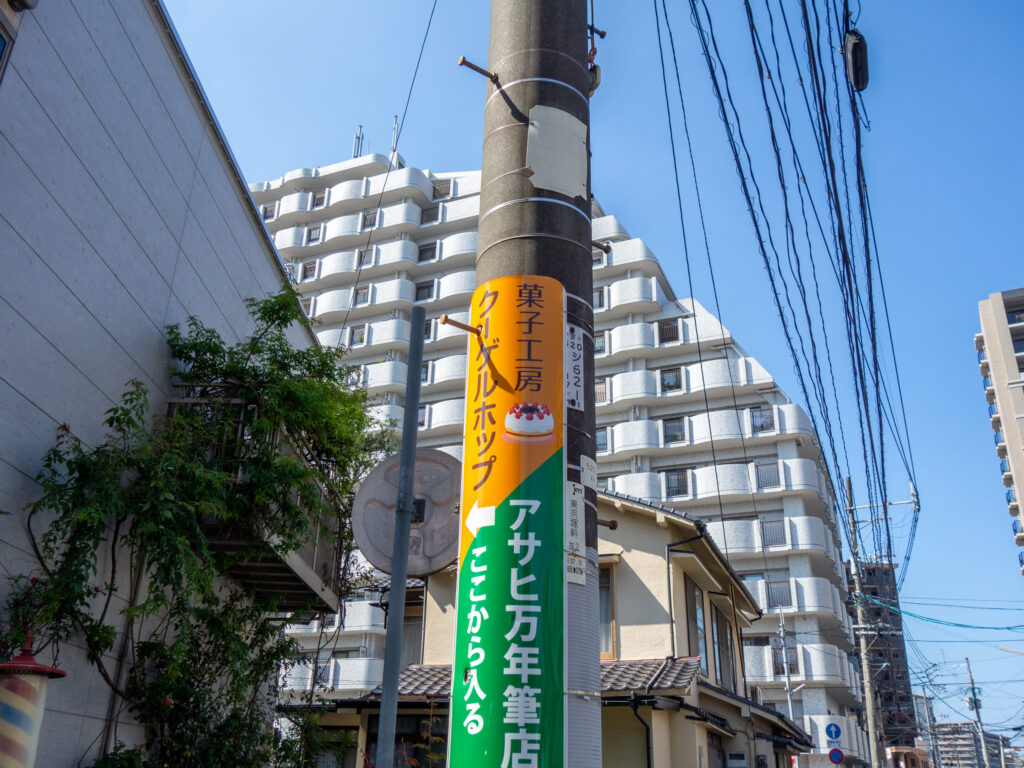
1;285;393;767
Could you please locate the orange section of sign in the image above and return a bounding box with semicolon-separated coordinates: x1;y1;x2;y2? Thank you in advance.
458;276;565;563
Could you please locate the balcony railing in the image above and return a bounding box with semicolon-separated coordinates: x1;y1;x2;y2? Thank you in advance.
766;580;792;608
1013;519;1020;535
1008;488;1017;504
1019;552;1024;568
995;431;1005;446
761;520;787;547
756;463;781;490
1001;459;1010;474
772;646;798;676
983;376;992;389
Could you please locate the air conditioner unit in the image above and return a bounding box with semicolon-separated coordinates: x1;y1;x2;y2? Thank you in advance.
727;753;748;768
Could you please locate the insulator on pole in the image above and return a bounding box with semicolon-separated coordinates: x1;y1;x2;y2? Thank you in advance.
845;29;869;92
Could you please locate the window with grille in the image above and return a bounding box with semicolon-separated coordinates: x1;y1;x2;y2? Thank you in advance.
301;261;316;281
660;367;683;393
423;318;433;339
756;462;780;489
431;179;451;199
312;191;326;208
261;203;276;221
743;635;770;647
361;210;377;229
594;378;608;403
594;331;606;355
595;427;608;453
751;406;775;433
663;468;688;497
765;579;792;608
593;289;605;309
421;362;430;383
306;225;321;244
358;249;373;267
592;252;604;266
597;475;611;491
351;325;366;346
420;206;440;225
417;405;426;428
663;418;684;443
418;243;438;262
658;319;680;344
415;282;433;302
760;519;786;547
772;646;798;676
354;286;369;306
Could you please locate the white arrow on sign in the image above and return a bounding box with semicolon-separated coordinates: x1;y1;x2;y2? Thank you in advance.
465;502;495;536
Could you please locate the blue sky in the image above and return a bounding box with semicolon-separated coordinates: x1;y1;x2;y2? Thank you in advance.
163;0;1024;731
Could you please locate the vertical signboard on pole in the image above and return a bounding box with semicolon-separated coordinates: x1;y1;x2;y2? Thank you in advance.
449;275;566;767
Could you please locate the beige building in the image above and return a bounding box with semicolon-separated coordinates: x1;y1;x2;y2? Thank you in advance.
975;289;1024;572
313;492;811;767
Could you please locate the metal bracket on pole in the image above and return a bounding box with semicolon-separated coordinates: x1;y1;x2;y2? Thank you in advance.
591;240;611;254
458;56;499;83
439;314;481;335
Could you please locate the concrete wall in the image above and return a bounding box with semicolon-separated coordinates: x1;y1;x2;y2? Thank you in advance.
0;1;301;764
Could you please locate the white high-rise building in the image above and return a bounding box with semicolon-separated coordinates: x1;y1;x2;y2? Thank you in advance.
251;154;868;766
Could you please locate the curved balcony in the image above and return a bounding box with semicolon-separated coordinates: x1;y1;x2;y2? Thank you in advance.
276;190;313;222
688;358;740;393
317;250;360;282
591;215;630;243
430;354;468;386
612;472;663;500
692;462;751;498
434;310;471;347
745;576;845;625
606;277;659;318
365;361;408;393
439;230;478;263
367;318;412;349
364;166;432;204
608;370;658;405
682;313;727;346
703;516;838;564
609;420;661;457
600;238;661;278
608;322;656;357
690;409;744;445
250;154;391;197
425;398;466;435
368;404;404;428
436;270;476;304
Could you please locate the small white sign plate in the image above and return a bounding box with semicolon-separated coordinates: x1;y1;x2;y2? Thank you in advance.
565;323;585;412
581;455;597;490
566;553;586;585
565;481;585;558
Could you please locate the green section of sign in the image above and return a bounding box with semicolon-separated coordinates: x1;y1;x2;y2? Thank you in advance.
449;450;564;766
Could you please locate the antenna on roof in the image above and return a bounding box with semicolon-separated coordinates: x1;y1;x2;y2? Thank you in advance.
352;125;364;158
391;115;399;154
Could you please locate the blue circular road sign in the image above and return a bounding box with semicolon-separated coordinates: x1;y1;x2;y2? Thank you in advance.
825;723;842;740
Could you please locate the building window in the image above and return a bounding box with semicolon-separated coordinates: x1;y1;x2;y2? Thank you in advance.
417;405;427;428
593;288;605;309
756;462;780;489
312;191;327;208
686;576;708;673
595;377;608;403
361;210;377;229
415;282;434;302
354;286;369;306
424;318;433;339
358;248;374;267
261;203;276;221
663;417;684;444
351;325;366;346
765;579;792;608
420;206;440;225
592;251;605;266
306;225;322;245
772;645;798;677
596;475;612;492
1014;338;1024;355
663;468;688;497
1007;307;1024;325
760;519;786;547
751;406;775;433
421;362;430;383
660;367;683;393
599;566;615;659
658;319;680;344
418;243;438;262
431;179;452;199
299;297;312;316
595;427;608;453
300;261;317;281
594;331;606;355
713;606;736;692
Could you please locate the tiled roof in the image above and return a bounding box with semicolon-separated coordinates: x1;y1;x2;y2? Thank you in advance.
373;657;701;699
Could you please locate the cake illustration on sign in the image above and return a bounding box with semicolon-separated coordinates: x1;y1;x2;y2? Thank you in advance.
504;403;555;444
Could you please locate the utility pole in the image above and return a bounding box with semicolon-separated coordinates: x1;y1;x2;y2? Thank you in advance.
965;657;993;768
919;686;942;768
847;476;884;768
778;609;795;721
448;2;600;766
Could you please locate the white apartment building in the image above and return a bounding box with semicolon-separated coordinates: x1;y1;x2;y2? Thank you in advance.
251;154;867;766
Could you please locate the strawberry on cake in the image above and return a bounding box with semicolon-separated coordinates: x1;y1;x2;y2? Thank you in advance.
503;403;556;444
